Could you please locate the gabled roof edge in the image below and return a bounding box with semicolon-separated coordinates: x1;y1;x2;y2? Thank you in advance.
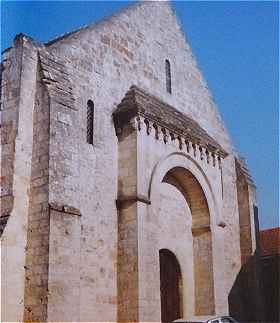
45;1;148;46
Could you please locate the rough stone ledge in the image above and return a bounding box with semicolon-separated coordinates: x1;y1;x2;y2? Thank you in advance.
49;202;81;216
116;194;151;209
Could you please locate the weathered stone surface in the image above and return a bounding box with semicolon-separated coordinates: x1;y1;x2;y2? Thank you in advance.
0;2;262;322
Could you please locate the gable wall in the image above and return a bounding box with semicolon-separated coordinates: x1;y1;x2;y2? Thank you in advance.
45;2;240;320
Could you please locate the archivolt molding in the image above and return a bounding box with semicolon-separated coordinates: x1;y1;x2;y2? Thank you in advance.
148;152;222;228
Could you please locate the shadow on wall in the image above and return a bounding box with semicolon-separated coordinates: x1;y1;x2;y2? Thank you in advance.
228;250;275;323
260;253;280;323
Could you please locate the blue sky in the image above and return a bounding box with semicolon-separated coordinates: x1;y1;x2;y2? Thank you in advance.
1;1;278;229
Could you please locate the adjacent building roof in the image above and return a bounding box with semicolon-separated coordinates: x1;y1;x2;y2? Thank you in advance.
260;227;280;256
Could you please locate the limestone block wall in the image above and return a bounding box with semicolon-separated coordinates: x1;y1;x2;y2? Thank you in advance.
0;43;20;321
48;2;233;151
0;2;254;322
137;182;194;321
135;123;230;320
23;67;50;322
1;34;84;322
47;208;81;322
1;36;40;322
157;184;193;318
45;2;240;319
113;89;236;320
117;123;139;322
0;44;20;220
38;46;83;321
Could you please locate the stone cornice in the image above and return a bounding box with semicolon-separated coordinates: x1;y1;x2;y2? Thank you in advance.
113;85;228;159
49;202;82;216
116;194;151;209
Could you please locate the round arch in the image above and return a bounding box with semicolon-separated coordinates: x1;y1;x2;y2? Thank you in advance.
148;152;220;228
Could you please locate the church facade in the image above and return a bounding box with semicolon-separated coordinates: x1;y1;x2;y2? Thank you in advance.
1;2;263;322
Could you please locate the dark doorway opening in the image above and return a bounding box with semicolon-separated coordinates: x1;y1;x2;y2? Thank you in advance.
159;249;183;323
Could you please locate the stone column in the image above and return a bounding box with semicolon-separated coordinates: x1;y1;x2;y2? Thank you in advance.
116;119;139;322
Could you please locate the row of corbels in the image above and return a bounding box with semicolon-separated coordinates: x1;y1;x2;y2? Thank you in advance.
132;116;222;169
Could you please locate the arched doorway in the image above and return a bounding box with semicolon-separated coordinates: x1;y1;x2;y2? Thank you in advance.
158;166;215;316
159;249;183;322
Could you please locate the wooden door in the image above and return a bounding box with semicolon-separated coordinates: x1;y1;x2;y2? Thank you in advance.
160;249;182;323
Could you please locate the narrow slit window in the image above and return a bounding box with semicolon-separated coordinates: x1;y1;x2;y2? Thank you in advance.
165;59;172;94
87;100;94;144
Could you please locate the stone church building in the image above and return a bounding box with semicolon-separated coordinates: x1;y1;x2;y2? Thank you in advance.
1;1;263;322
